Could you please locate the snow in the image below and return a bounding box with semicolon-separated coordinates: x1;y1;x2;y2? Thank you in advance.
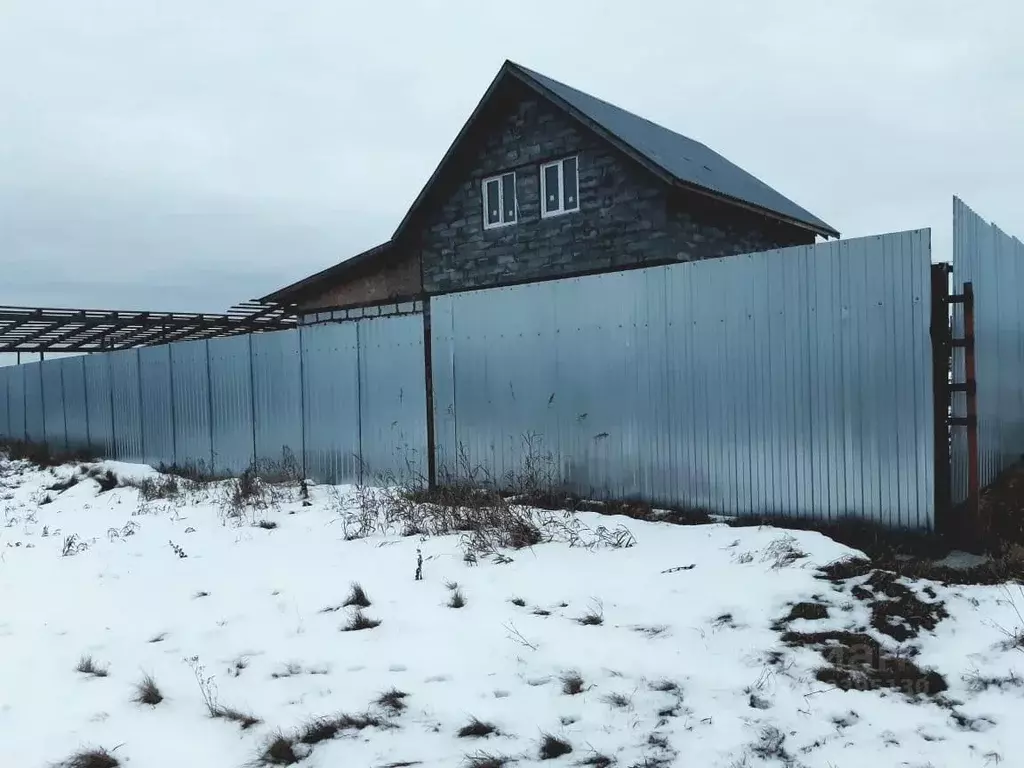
1;457;1023;767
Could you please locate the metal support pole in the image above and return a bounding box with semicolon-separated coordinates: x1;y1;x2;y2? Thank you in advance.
930;264;951;533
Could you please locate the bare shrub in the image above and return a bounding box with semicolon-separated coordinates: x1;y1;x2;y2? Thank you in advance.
604;692;631;709
576;600;605;626
257;733;299;765
458;717;499;738
464;752;515;768
539;734;573;760
343;582;371;608
133;673;164;705
185;654;261;728
562;672;585;695
223;465;275;518
649;679;679;693
55;747;120;768
62;534;89;557
123;475;180;502
376;688;409;715
76;655;109;677
342;609;382;632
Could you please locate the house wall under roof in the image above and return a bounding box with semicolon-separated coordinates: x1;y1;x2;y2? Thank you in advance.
294;250;422;313
410;77;813;296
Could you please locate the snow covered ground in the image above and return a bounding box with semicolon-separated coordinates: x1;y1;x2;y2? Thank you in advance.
2;456;1023;767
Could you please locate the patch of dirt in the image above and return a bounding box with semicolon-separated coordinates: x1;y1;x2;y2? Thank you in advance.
772;601;829;631
858;571;948;642
781;630;948;697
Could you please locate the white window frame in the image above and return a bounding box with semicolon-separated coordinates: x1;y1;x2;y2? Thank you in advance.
540;156;580;218
482;171;517;230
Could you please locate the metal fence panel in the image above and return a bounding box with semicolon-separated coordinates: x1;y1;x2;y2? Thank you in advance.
139;346;175;468
358;314;428;482
301;322;360;484
40;360;67;451
951;198;1024;502
61;357;89;451
0;367;7;439
251;329;303;472
170;339;213;473
207;335;255;475
109;349;144;462
9;365;26;441
432;229;934;528
84;354;115;456
0;367;10;439
23;363;45;444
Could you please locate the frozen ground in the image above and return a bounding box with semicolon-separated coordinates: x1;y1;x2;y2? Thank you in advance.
1;457;1023;767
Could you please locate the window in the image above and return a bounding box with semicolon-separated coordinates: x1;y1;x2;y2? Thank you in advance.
540;156;580;217
482;171;517;229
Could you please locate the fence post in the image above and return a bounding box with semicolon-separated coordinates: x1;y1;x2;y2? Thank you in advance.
298;325;307;481
930;264;951;533
248;334;257;468
355;321;364;486
136;348;146;464
107;353;116;457
82;357;91;452
422;298;436;489
168;344;178;467
205;340;215;473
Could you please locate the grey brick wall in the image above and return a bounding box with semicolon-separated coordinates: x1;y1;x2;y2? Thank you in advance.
413;78;814;294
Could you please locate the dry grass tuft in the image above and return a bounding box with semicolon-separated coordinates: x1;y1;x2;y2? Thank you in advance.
342;609;382;632
56;747;120;768
457;717;498;738
376;688;410;715
343;582;371;608
463;752;515;768
76;655;109;678
133;673;164;706
561;671;585;695
539;734;573;760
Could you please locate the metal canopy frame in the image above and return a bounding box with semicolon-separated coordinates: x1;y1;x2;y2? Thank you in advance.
0;301;296;353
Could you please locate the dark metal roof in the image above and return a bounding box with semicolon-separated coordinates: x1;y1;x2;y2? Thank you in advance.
0;301;296;353
512;64;838;237
260;241;395;304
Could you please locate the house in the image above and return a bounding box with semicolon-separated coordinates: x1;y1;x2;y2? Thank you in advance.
263;61;838;319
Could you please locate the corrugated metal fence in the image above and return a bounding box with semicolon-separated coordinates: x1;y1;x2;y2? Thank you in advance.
0;315;427;483
432;230;935;528
0;229;943;528
951;198;1024;503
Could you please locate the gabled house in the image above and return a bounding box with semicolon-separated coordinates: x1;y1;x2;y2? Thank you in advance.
264;61;838;317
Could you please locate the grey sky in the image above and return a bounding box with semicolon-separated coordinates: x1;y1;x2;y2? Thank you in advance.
1;0;1021;312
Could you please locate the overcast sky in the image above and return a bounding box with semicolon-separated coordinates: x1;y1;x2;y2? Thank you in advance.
1;0;1021;312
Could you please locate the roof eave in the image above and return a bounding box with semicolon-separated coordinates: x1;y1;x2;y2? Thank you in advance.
260;241;394;303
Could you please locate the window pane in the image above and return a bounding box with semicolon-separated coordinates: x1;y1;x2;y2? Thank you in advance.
485;179;501;225
502;173;516;222
544;163;560;213
563;157;578;210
